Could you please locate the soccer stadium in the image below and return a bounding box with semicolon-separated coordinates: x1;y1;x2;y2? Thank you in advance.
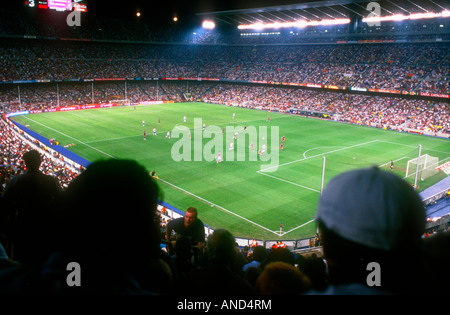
0;0;449;296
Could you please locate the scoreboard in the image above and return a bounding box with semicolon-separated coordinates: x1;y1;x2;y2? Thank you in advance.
25;1;87;12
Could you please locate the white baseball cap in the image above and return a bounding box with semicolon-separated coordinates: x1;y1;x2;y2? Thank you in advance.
316;167;425;252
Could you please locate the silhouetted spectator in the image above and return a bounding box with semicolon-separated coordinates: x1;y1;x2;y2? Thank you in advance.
1;150;61;265
0;159;165;294
311;166;426;295
179;228;254;296
172;235;196;282
255;261;311;295
422;231;450;295
242;245;268;272
297;254;327;291
51;159;164;294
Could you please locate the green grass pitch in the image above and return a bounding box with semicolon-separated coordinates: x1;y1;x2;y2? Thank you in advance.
11;102;450;240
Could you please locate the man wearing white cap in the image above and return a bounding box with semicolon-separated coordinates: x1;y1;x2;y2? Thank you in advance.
310;166;426;295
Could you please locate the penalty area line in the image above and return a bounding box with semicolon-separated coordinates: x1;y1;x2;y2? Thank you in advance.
256;171;321;193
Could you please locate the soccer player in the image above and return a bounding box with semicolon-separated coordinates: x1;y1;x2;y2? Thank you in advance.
390;160;394;171
166;131;171;139
216;151;222;163
281;135;285;143
153;128;156;136
229;142;234;151
143;130;146;140
183;115;186;123
142;120;145;127
280;143;284;151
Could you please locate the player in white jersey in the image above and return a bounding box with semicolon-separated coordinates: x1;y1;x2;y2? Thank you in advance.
216;151;222;163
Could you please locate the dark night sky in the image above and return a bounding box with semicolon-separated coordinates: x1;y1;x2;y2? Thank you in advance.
9;1;312;28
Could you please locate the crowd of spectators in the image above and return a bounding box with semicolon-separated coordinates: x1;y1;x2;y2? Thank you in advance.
200;83;449;136
0;38;449;95
0;118;80;193
1;80;449;137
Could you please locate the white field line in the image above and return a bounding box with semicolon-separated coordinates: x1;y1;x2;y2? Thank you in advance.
256;140;380;193
85;134;141;144
302;146;342;159
257;172;321;193
158;178;282;236
22;116;116;159
255;139;383;235
259;139;379;172
279;219;315;236
378;156;408;168
376;140;450;155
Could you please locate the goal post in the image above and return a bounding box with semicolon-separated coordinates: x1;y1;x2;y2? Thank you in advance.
406;154;440;181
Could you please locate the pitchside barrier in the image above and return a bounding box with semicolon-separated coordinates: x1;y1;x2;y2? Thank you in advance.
419;176;450;207
158;201;318;250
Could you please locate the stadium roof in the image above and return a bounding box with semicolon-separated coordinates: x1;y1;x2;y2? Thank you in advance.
196;0;450;29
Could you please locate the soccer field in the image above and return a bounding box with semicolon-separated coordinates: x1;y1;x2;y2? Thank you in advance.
11;102;450;240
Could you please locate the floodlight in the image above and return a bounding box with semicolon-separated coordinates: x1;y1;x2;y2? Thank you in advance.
238;18;350;30
202;20;215;30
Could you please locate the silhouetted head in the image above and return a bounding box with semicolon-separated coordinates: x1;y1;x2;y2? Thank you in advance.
255;261;311;295
23;150;41;171
61;159;162;268
207;229;236;266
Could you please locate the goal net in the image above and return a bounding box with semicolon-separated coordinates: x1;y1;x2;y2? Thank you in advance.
109;99;131;106
405;154;440;181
